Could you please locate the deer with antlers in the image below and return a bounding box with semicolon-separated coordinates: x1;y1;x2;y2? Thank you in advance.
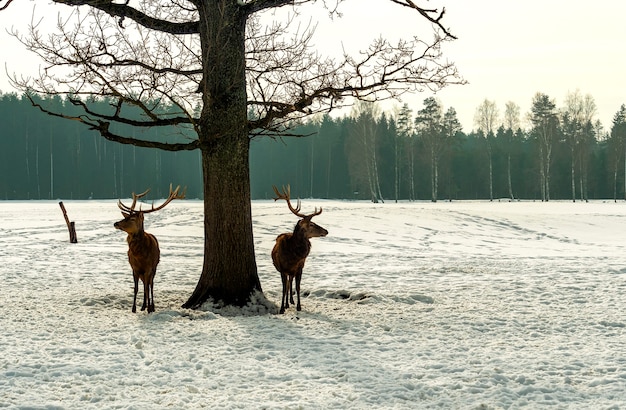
272;185;328;314
114;184;185;313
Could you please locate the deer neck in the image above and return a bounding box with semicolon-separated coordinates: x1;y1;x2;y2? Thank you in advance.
290;224;312;253
126;226;147;245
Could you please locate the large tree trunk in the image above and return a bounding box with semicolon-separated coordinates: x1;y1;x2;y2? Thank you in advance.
183;136;262;308
183;1;262;308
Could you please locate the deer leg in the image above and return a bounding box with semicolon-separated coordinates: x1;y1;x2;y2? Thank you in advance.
147;271;155;313
286;275;294;310
280;272;288;314
132;274;139;313
146;283;154;313
295;270;302;311
141;279;149;311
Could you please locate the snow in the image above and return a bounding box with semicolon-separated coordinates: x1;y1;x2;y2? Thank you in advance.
1;199;626;409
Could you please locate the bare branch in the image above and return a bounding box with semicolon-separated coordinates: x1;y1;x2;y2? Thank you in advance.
10;4;203;140
389;0;456;39
240;0;327;14
26;93;200;152
247;29;463;133
10;0;461;144
0;0;14;11
53;0;199;34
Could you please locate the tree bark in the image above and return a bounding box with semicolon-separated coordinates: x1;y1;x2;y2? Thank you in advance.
183;1;261;308
59;201;77;243
183;136;261;308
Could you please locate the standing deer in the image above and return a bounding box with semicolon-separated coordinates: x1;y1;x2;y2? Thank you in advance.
271;185;328;314
114;184;185;313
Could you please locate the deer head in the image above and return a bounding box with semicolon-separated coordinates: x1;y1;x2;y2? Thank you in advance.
114;184;186;234
272;185;328;238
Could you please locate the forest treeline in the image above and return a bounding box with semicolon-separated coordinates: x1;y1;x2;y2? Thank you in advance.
2;91;626;201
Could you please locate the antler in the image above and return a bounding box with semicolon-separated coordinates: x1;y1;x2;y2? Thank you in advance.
118;188;151;214
118;184;185;214
141;184;186;214
272;185;322;219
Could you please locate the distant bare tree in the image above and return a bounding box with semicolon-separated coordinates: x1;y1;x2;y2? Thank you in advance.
474;99;499;201
503;101;521;200
561;90;597;202
348;101;384;203
3;0;462;309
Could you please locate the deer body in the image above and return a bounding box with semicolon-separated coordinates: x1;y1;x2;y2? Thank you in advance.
271;185;327;314
115;213;160;312
114;185;185;313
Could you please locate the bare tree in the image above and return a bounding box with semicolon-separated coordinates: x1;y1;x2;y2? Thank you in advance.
348;101;384;203
579;95;597;201
3;0;461;309
561;90;596;202
474;99;499;201
503;101;521;200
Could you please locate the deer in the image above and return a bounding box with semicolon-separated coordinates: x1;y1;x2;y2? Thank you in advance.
114;184;185;313
271;185;328;314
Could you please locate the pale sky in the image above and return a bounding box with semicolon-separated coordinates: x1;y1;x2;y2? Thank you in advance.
1;0;625;132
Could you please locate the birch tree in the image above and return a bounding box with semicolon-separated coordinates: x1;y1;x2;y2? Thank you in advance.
348;101;384;203
561;90;597;202
503;101;521;200
474;99;499;201
529;93;558;202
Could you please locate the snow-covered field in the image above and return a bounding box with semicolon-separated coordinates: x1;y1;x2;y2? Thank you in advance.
1;199;625;409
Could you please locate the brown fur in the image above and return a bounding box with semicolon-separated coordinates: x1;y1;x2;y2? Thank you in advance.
272;217;327;314
114;212;160;313
114;185;184;313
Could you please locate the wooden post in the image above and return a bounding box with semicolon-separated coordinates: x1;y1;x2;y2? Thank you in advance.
59;201;78;243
